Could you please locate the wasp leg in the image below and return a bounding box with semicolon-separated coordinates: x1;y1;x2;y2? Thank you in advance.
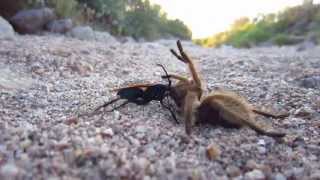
106;100;130;112
93;97;121;113
160;98;179;124
131;98;150;105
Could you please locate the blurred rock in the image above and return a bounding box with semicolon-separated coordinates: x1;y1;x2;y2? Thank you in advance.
284;167;305;179
296;33;318;51
10;8;55;34
68;26;118;44
206;144;221;160
245;169;265;180
272;173;286;180
310;170;320;180
94;31;119;44
245;160;258;170
69;26;95;41
0;16;15;40
118;36;136;43
0;163;21;180
45;19;73;34
67;61;93;76
226;165;241;177
0;67;33;92
101;128;114;138
300;75;320;89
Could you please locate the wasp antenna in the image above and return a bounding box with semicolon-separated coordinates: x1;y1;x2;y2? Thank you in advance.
156;64;171;87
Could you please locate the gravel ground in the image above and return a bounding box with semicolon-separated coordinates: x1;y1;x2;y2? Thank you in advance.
0;35;319;180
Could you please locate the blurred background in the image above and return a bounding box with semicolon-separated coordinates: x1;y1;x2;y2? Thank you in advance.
1;0;319;48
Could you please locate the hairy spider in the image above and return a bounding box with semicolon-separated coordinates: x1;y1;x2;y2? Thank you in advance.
163;40;288;137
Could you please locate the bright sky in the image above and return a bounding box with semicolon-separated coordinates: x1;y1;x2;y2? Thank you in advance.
150;0;320;39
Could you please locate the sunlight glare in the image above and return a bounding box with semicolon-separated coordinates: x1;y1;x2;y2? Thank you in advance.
150;0;319;38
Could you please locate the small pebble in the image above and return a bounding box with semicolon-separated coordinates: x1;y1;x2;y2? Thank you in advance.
245;160;258;170
245;169;265;180
206;144;221;160
257;146;267;154
129;137;140;146
257;139;266;146
226;165;241;177
0;163;20;179
273;173;287;180
65;117;78;125
136;125;147;133
113;111;120;120
310;171;320;180
101;128;114;138
145;147;156;157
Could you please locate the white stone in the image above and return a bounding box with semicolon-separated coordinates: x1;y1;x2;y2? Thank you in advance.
0;16;15;40
245;169;265;180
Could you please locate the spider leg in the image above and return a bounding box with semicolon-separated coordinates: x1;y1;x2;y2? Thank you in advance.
171;40;202;89
252;108;289;119
183;91;200;135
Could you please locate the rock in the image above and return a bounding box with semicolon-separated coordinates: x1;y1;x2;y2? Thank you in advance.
132;157;150;173
65;117;79;125
245;160;258;170
47;177;60;180
68;26;118;44
206;144;221;160
296;33;318;52
244;169;265;180
45;19;73;34
163;156;176;173
257;146;267;154
296;41;317;51
0;163;20;179
0;67;34;92
113;111;121;120
300;75;320;89
10;8;56;34
69;26;95;41
0;16;15;40
67;61;93;76
94;31;119;44
101;128;114;138
226;165;241;177
284;167;305;179
145;147;156;157
136;125;147;133
294;106;315;117
129;137;140;146
257;139;266;146
272;173;287;180
310;170;320;180
119;36;136;43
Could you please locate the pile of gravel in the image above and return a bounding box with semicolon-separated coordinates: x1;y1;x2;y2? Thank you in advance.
0;34;319;180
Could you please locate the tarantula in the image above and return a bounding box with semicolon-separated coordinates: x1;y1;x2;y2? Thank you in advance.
163;40;288;138
93;64;178;123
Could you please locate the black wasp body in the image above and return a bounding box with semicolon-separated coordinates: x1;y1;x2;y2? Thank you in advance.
93;64;178;123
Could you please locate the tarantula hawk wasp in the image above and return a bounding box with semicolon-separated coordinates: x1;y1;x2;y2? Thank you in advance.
92;64;179;124
163;40;289;138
